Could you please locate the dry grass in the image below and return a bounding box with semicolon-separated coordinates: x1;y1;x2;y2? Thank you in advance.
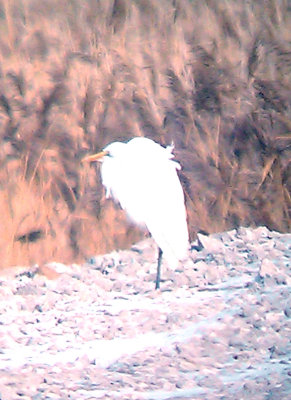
0;0;290;268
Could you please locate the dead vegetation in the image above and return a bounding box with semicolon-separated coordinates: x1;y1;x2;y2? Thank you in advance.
0;0;290;268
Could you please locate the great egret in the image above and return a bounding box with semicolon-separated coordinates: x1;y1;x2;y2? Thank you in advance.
83;137;189;289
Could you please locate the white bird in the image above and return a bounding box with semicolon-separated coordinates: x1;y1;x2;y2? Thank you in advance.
83;137;189;289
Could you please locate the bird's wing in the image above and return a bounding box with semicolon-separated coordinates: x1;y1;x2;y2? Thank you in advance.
121;155;189;264
140;161;189;265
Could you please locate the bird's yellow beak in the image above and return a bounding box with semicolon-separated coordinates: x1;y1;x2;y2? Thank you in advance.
82;150;108;163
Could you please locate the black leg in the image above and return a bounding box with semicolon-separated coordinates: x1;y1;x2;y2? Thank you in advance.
155;247;163;290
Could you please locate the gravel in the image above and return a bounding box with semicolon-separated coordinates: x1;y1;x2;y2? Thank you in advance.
0;226;290;399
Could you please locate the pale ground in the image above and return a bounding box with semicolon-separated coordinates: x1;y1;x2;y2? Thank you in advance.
0;227;290;399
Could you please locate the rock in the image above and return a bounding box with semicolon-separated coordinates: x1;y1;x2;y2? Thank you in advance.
259;259;280;278
197;233;225;253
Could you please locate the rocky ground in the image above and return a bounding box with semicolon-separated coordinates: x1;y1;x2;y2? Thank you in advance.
0;226;290;400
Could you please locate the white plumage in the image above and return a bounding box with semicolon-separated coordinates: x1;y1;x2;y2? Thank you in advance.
83;137;189;288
